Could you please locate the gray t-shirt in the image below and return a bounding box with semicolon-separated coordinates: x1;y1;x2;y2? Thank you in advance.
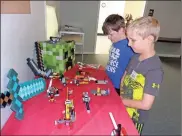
121;54;164;123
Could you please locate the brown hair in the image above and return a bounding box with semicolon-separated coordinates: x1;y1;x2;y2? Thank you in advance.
127;16;160;42
102;14;125;35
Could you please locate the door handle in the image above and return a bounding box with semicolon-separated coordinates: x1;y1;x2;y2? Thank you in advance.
101;2;106;8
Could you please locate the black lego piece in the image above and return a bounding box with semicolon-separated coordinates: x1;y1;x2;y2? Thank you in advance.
35;42;44;71
1;91;13;108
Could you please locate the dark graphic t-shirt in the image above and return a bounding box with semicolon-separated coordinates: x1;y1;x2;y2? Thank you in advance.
120;54;164;123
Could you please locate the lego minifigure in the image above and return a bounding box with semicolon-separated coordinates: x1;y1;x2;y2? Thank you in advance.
49;91;55;102
74;79;79;86
59;74;67;86
82;92;91;113
48;87;59;102
47;79;59;102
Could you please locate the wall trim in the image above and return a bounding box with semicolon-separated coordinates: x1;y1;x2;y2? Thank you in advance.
97;33;181;43
157;37;181;43
157;53;181;58
75;52;95;54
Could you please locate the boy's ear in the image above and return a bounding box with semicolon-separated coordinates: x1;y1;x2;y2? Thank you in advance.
118;27;125;33
147;35;155;42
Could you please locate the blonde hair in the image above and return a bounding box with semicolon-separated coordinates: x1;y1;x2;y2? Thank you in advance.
127;16;160;42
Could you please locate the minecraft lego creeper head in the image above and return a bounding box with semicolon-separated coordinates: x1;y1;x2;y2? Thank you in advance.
38;39;75;74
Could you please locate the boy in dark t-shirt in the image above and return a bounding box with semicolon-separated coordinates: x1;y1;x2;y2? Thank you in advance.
120;16;164;135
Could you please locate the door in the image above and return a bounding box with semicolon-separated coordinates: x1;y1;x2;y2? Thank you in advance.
97;1;126;34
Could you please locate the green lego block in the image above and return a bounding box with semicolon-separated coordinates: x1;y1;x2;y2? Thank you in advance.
38;39;75;74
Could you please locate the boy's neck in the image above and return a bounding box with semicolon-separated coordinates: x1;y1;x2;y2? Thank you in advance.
119;35;127;41
114;35;127;43
139;45;156;61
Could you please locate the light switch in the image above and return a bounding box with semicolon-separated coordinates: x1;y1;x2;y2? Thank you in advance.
148;9;154;16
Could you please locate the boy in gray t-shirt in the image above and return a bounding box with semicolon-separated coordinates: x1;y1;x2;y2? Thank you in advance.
120;16;164;135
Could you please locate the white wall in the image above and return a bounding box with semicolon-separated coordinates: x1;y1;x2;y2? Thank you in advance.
1;1;46;129
144;1;181;38
59;1;100;54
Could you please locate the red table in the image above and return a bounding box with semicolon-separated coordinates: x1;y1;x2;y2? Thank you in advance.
1;65;139;135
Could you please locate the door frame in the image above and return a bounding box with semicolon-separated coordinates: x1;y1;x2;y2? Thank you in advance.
44;1;47;40
93;1;101;54
143;0;149;17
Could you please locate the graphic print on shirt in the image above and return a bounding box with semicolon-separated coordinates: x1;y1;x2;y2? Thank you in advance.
106;46;120;73
120;72;145;122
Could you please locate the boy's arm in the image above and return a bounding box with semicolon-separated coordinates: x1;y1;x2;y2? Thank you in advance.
122;94;155;110
122;69;163;110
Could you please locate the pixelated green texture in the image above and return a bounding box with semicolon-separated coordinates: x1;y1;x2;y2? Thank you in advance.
39;40;75;74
